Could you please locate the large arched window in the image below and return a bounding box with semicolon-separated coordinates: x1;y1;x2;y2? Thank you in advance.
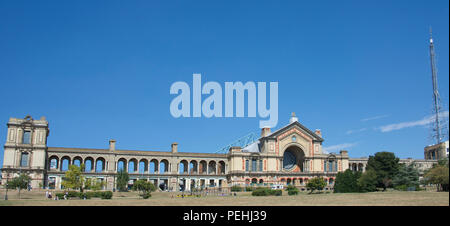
283;151;296;170
149;159;158;173
117;158;127;172
49;157;58;169
282;145;306;171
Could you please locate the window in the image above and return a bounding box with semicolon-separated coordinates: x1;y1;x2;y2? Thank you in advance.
259;160;263;172
245;160;249;171
48;177;56;189
20;152;29;167
23;131;31;144
50;158;58;169
252;159;257;171
324;161;327;172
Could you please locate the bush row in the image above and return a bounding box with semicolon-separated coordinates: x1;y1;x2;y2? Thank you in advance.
55;191;113;200
230;186;253;192
251;188;282;196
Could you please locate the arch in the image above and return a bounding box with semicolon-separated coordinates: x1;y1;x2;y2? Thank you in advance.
49;155;59;170
199;160;207;174
189;160;198;174
251;178;258;185
179;160;188;174
304;178;309;184
117;158;127;172
329;178;334;185
259;179;264;184
61;156;71;171
84;157;94;172
245;178;250;185
208;161;216;174
95;157;106;172
160;159;169;173
218;161;226;174
149;159;158;173
139;159;148;174
72;156;83;167
287;178;292;185
358;163;364;172
299;178;304;185
128;158;138;173
282;145;305;171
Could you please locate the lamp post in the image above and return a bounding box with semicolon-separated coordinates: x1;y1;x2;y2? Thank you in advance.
4;173;9;200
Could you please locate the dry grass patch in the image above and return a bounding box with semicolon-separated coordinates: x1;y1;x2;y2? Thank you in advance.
0;189;448;206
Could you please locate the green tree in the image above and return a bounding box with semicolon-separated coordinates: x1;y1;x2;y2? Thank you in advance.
393;163;420;190
61;164;85;192
357;169;378;192
84;178;105;191
423;158;449;192
132;179;157;199
306;177;327;194
116;169;129;192
8;173;31;199
366;152;400;191
334;169;362;193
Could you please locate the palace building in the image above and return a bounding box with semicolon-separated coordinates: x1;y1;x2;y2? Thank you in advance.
1;114;439;191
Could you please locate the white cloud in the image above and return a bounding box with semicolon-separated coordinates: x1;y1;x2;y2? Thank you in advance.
379;111;449;132
346;128;367;135
323;142;358;154
361;114;389;122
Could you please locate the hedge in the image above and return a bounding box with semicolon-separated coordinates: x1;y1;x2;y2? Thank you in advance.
55;191;113;200
251;188;282;196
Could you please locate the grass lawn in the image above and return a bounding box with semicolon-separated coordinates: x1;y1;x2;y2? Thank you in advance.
0;189;448;206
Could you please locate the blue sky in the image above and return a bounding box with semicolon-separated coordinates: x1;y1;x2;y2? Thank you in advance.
0;0;449;167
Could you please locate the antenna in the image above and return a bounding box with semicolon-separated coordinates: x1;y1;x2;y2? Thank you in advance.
428;28;449;144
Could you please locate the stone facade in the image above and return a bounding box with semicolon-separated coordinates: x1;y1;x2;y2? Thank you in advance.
0;114;441;191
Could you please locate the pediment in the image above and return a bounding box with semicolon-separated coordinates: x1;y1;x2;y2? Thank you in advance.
264;121;324;142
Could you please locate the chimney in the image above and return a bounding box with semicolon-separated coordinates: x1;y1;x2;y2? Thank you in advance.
171;142;178;153
109;139;116;152
261;127;271;137
340;150;348;156
229;146;241;153
315;129;322;137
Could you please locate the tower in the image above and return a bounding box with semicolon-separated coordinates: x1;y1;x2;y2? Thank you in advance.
428;29;448;145
1;115;49;188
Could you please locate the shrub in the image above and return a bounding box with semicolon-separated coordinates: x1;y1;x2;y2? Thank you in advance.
251;188;282;196
55;191;112;200
231;186;242;192
100;191;113;199
285;185;299;195
140;192;151;199
55;193;65;199
271;189;282;196
334;169;362;193
287;189;299;196
243;186;253;192
306;177;327;193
